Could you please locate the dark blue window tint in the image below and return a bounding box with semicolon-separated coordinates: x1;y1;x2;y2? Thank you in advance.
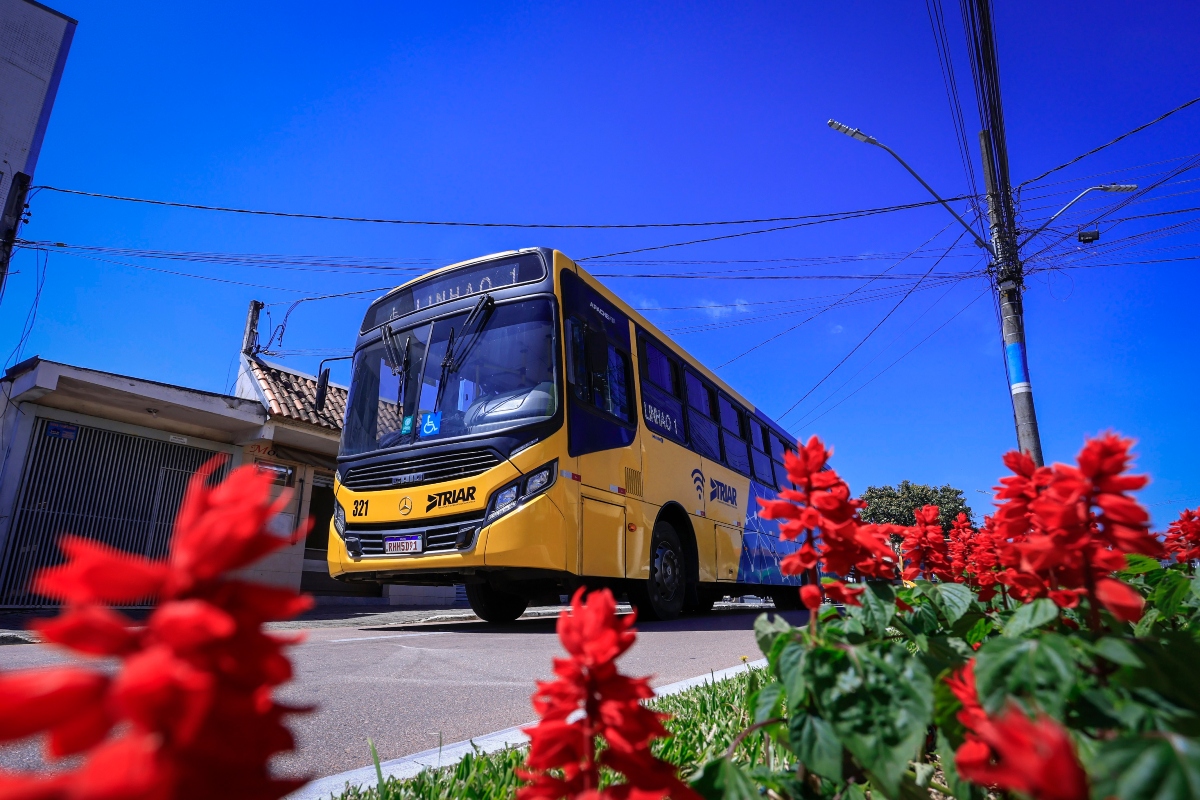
643;342;678;396
685;371;714;416
689;413;721;460
597;345;632;422
722;429;750;475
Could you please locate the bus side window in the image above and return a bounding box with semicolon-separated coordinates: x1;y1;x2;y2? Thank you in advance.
718;396;751;476
565;318;590;402
597;346;633;422
683;370;721;461
638;336;686;443
771;436;795;490
749;419;776;487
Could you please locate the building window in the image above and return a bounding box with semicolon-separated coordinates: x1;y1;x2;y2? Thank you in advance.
255;459;296;487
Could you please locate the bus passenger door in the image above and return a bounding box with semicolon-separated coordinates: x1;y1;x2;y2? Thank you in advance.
561;269;640;578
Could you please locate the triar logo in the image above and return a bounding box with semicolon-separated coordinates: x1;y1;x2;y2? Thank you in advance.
709;477;738;507
691;469;704;499
426;486;477;512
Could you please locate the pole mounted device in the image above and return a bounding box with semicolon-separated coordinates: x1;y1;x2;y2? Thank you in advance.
1018;184;1137;248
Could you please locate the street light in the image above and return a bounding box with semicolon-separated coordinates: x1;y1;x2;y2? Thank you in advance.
827;119;995;256
1017;183;1138;248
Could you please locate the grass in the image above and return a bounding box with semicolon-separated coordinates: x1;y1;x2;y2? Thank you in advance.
327;667;778;799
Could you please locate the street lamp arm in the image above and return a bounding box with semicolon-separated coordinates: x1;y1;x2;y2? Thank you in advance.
1017;183;1138;249
827;120;994;256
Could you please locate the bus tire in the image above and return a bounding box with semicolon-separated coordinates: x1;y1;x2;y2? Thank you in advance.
630;523;687;621
770;587;805;611
466;582;528;623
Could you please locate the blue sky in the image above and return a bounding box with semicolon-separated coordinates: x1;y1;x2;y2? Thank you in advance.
4;1;1198;523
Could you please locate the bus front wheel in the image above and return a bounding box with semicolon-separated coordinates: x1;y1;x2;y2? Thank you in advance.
466;582;528;623
630;523;686;621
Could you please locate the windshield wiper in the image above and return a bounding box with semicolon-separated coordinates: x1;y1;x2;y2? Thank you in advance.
380;325;414;420
431;295;495;414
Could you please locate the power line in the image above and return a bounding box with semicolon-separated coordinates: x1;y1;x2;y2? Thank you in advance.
577;200;970;260
1017;95;1200;189
31;184;965;231
714;224;955;368
795;287;990;428
793;273;973;426
776;231;965;421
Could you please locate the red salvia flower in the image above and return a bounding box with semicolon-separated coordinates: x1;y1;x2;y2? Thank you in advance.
1164;508;1200;563
991;433;1160;624
946;661;1088;800
519;588;698;800
900;505;954;581
757;436;895;611
0;456;312;800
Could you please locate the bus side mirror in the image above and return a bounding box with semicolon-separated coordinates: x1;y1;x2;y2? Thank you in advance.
314;368;330;413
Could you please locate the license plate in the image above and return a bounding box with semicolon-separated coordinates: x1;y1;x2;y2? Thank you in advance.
384;535;422;554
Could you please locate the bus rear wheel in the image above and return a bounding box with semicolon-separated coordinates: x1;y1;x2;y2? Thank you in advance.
630;523;686;621
466;582;528;623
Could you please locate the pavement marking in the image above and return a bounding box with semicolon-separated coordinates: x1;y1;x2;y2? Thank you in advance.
326;632;450;643
286;658;767;800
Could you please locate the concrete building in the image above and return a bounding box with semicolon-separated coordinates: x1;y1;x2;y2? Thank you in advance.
0;355;377;606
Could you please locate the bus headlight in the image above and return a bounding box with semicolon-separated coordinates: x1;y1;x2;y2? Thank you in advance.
333;501;346;537
485;460;557;524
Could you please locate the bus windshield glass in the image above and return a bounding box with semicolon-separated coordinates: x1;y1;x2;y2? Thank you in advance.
340;297;558;456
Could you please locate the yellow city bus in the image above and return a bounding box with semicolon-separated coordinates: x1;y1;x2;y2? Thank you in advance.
326;248;805;621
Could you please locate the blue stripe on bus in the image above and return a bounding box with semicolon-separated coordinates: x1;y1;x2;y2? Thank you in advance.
736;480;803;586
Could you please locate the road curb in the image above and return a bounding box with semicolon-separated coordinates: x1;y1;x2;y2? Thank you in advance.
287;657;768;800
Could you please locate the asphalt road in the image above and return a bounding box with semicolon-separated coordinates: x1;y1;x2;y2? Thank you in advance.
0;606;799;782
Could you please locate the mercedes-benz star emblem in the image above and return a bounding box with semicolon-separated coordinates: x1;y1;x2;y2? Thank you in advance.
399;496;412;516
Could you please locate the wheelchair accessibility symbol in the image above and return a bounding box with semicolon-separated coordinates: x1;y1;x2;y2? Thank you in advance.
420;412;442;437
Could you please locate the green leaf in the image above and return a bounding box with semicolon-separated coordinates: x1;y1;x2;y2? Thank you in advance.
689;757;760;800
850;581;897;638
754;612;794;657
923;635;973;674
1094;637;1145;668
1092;734;1200;800
844;784;868;800
789;712;843;782
1152;571;1191;618
961;615;993;647
753;682;784;724
1134;608;1161;638
1003;597;1060;637
809;643;933;799
928;582;974;625
1118;634;1200;720
974;633;1077;716
1120;553;1164;576
776;641;807;705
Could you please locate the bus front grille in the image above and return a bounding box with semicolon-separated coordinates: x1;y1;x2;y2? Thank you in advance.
345;510;487;555
341;449;502;491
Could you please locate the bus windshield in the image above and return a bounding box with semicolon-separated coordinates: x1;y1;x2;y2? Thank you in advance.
340;297;558;457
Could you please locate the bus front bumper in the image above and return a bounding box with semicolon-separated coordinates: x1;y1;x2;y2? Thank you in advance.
328;493;569;582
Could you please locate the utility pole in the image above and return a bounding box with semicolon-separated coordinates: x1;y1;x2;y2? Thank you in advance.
242;300;264;356
979;132;1043;466
0;173;31;302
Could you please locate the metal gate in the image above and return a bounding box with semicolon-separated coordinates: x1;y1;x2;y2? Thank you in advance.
0;417;230;607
